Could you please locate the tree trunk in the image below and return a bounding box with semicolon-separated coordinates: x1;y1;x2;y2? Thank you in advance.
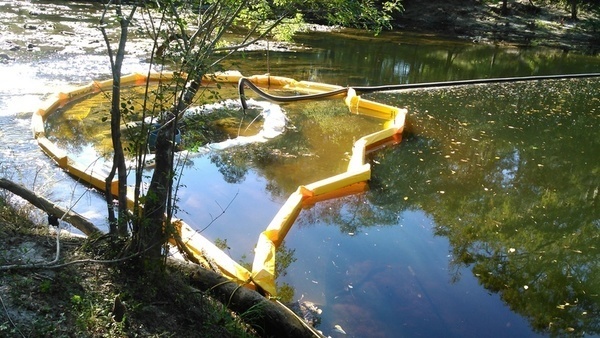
135;77;200;264
570;0;578;20
0;178;102;237
502;0;508;15
137;120;175;264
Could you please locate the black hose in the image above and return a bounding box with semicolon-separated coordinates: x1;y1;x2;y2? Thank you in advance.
237;73;600;108
351;72;600;94
237;77;347;109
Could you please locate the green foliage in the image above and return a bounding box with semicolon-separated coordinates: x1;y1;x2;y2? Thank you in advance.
271;13;307;41
173;0;404;36
39;279;52;293
303;0;403;34
70;294;82;305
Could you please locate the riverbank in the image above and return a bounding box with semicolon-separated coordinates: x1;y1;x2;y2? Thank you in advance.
0;198;260;337
399;0;600;53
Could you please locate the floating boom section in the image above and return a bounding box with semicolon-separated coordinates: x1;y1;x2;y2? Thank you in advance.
243;83;406;295
32;71;407;297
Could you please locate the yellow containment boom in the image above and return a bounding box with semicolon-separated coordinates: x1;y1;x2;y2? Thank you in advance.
31;71;407;297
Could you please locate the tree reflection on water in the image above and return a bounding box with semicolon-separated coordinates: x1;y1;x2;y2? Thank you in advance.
367;79;600;336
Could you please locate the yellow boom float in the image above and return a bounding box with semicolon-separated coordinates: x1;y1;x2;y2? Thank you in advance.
31;71;407;296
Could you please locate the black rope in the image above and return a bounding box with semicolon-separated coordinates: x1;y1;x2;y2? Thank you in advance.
237;73;600;107
237;77;348;109
351;72;600;94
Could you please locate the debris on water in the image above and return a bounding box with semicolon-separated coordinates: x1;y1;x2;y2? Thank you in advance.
333;324;347;334
287;297;322;327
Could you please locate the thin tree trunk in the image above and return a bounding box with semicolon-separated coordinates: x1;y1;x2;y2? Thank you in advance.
112;11;133;238
138;118;175;262
137;76;198;262
100;1;136;237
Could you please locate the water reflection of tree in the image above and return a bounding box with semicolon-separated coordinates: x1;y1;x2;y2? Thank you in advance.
44;105;107;156
292;32;596;86
227;238;297;304
367;80;600;336
297;192;399;234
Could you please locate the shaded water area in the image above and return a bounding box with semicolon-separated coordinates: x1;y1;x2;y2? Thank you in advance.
1;2;600;337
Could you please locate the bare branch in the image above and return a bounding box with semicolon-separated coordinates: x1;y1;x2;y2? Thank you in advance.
199;190;239;233
209;15;288;68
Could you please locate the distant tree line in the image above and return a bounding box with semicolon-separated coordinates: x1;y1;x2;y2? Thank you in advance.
83;0;600;33
493;0;599;19
144;0;404;33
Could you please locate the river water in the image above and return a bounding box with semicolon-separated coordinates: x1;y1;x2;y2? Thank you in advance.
1;1;599;337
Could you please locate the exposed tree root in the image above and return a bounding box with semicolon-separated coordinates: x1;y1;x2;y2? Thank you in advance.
179;259;324;338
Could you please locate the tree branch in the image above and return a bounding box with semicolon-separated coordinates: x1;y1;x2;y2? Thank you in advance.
0;178;102;237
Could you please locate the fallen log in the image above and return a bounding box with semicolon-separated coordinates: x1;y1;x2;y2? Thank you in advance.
181;260;323;338
0;178;102;237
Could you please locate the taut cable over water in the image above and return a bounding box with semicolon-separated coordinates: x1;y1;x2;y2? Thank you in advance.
351;72;600;93
238;73;600;106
